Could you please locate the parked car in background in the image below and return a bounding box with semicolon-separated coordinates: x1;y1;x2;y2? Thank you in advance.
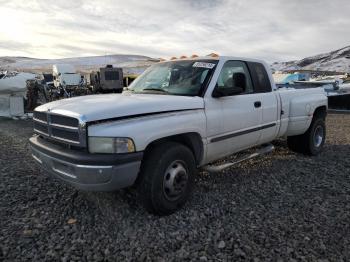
274;72;310;85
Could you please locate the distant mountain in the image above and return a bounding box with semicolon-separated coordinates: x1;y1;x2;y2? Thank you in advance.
3;47;350;75
0;54;159;74
272;46;350;73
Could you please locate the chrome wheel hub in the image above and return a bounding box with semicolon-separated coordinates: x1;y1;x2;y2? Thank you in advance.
313;125;324;148
163;160;188;201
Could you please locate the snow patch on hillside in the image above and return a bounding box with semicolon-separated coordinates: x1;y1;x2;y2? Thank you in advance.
272;46;350;73
0;54;159;74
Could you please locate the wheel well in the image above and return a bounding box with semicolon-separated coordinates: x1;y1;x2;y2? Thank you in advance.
313;106;327;119
144;133;204;165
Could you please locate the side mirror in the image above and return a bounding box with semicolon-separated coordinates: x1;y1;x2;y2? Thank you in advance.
212;87;224;98
212;85;243;98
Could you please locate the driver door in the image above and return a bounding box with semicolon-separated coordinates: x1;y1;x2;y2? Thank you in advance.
205;60;263;161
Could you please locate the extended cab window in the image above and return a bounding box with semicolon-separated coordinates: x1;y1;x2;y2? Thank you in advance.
247;62;272;93
216;61;253;96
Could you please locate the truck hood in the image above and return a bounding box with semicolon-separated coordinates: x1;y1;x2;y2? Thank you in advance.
35;93;204;122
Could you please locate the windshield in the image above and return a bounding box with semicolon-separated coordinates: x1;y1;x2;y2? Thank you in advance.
128;60;218;96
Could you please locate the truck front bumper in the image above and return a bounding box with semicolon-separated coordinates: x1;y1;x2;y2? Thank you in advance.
29;136;143;191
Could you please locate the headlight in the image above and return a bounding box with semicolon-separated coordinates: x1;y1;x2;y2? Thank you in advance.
88;137;135;154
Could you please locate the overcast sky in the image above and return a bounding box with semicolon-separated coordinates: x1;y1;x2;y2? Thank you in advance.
0;0;349;62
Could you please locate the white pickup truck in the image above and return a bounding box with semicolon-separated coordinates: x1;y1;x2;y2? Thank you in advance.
30;56;328;215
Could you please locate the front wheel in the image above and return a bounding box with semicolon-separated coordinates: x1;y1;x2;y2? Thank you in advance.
287;116;326;155
137;142;196;215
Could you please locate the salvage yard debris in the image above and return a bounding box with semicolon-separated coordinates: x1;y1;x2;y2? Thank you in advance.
0;71;36;117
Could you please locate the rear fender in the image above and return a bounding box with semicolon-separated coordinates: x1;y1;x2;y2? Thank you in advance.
286;94;327;136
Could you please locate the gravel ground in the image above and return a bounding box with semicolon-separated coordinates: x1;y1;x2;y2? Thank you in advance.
1;114;350;261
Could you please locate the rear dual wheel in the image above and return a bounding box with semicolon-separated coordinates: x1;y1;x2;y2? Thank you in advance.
287;115;326;155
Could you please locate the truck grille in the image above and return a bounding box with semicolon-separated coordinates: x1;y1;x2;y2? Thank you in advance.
33;111;86;147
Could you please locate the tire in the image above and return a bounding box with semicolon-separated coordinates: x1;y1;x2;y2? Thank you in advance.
287;115;326;155
137;142;196;215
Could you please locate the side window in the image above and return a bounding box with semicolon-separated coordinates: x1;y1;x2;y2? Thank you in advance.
216;60;254;95
247;62;272;92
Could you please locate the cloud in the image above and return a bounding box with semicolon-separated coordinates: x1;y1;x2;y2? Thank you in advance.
0;40;32;51
0;0;349;62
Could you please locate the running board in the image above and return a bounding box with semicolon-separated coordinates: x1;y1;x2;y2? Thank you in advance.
202;144;275;173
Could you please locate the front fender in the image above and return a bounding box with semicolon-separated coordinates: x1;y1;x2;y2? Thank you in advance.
87;109;207;152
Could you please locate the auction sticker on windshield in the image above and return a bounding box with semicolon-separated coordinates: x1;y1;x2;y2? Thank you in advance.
192;62;216;69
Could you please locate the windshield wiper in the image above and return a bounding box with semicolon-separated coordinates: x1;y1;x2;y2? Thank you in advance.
142;88;169;94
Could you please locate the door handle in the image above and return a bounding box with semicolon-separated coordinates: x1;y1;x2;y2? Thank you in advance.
254;101;261;108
